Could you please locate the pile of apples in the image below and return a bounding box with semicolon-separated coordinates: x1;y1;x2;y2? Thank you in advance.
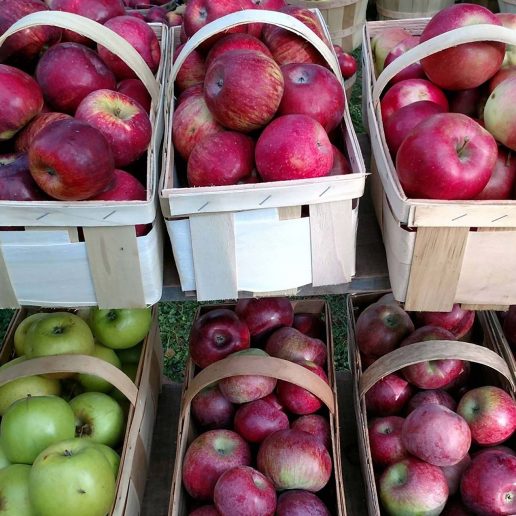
172;0;356;188
0;306;152;516
182;297;335;515
123;1;183;27
0;0;161;228
374;2;516;201
355;294;516;515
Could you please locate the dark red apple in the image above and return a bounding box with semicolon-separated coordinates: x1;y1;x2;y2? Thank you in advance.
15;112;72;153
234;399;289;443
188;308;250;369
189;507;219;516
176;84;204;108
476;147;516;200
265;327;326;366
260;392;284;412
489;66;516;94
276;491;330;516
448;87;486;118
145;6;167;23
441;454;471;495
368;416;409;467
413;304;475;339
365;373;413;416
165;11;182;28
126;11;146;21
441;498;473;516
291;414;330;450
173;43;205;93
117;79;151;113
329;145;352;175
338;52;357;80
0;153;48;200
383;36;425;84
191;384;235;430
292;313;325;339
406;389;457;414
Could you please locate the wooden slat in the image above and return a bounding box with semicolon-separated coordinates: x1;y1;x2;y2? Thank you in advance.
278;206;302;220
25;226;79;242
0;247;19;308
462;304;510;311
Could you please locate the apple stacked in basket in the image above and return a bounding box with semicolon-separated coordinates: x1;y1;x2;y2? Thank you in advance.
0;306;152;516
374;2;516;200
183;298;335;515
356;294;516;515
172;0;355;188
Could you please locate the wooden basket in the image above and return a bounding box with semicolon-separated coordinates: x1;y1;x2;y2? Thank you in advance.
347;292;516;516
160;9;367;301
498;0;516;12
287;0;368;51
0;306;163;516
168;299;346;516
375;0;453;21
485;309;516;384
0;12;169;309
363;19;516;312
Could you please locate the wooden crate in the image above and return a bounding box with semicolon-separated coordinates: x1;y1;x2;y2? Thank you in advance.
0;12;169;309
363;18;516;311
160;10;366;301
0;306;163;516
375;0;453;20
347;292;516;516
485;309;516;384
168;299;346;515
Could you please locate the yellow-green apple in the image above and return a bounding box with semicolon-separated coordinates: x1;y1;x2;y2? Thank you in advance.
368;416;408;467
0;464;32;516
187;131;255;187
292;313;325;339
420;3;505;90
14;112;72;153
89;307;152;350
189;308;250;369
219;349;277;403
380;78;449;125
70;391;125;447
205;34;273;70
365;373;413;416
0;442;10;470
0;65;43;141
77;344;121;392
401;404;471;466
265;327;327;366
214;466;276;516
276;491;330;516
478;146;516;200
98;15;161;79
165;11;182;27
457;385;516;445
406;389;457;414
257;429;332;491
204;50;284;133
441;454;471;495
397;113;498;199
234;398;289;443
278;63;345;133
413;304;475;339
372;27;411;76
329;145;352;175
256;114;333;181
379;457;449;515
489;66;516;93
173;43;205;93
35;42;116;114
75;89;152;167
29;438;116;516
497;13;516;66
0;395;75;464
191;383;235;429
485;76;516;151
384;36;425;84
14;313;48;356
291;414;330;449
0;153;49;201
28;118;115;200
91;442;120;477
182;429;252;501
117;78;151;113
460;450;516;515
338;52;357;80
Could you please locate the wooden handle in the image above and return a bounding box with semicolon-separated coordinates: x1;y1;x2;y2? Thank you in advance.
359;340;515;397
0;355;138;406
0;11;160;103
182;355;335;415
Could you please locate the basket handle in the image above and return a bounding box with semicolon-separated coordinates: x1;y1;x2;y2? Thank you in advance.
0;355;138;406
359;340;515;398
373;24;516;105
0;10;160;103
182;354;335;416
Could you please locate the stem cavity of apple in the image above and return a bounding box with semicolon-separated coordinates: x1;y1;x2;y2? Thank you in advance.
456;137;470;158
107;310;118;322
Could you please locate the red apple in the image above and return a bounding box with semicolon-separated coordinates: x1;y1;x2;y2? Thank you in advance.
145;6;167;23
176;84;204;107
371;27;411;76
384;36;425;84
250;0;286;9
28;119;115;200
204;50;284;133
234;399;289;443
126;11;146;21
15;112;72;153
368;416;409;467
503;306;516;349
333;44;344;56
260;393;284;412
35;42;116;114
448;87;486;118
0;153;48;200
292;313;325;339
490;66;516;95
441;361;471;395
276;491;330;516
420;3;505;90
441;498;473;516
365;373;413;416
291;414;330;450
188;308;250;369
457;386;516;446
173;43;205;93
255;114;333;181
338;52;357;80
98;15;161;80
413;304;475;340
0;65;43;141
406;389;457;414
191;384;235;430
441;454;471;495
265;327;326;366
182;429;252;501
477;147;516;200
397;113;498;200
75;89;152;167
117;79;151;113
329;145;352;175
165;12;182;27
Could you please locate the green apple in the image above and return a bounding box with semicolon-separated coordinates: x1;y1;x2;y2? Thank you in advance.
70;392;125;447
0;395;75;464
89;307;152;349
0;442;10;471
0;356;61;415
77;344;121;393
91;443;120;478
13;312;47;356
116;342;143;365
0;464;32;515
29;438;116;516
111;362;138;403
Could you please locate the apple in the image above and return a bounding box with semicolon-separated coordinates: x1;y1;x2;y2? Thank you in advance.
291;414;330;450
98;15;161;80
14;112;72;153
355;302;414;358
188;308;250;369
261;392;285;412
250;0;286;8
91;442;120;477
77;344;121;393
456;386;516;445
441;498;472;516
338;52;357;80
117;78;151;113
115;342;142;364
292;313;325;339
441;360;471;395
234;399;289;443
413;304;475;339
182;429;252;501
490;68;516;101
265;327;327;366
383;36;425;84
89;307;152;350
472;446;516;460
166;11;182;27
503;306;516;349
402;404;471;466
219;349;277;404
441;454;471;495
235;297;294;339
276;491;330;516
368;416;408;467
191;383;235;429
0;464;32;515
145;5;167;23
29;438;116;516
257;429;332;491
214;466;276;516
189;506;219;516
371;27;411;76
110;361;138;403
125;11;146;20
498;13;516;66
0;153;49;201
448;87;486;118
476;147;516;200
173;43;205;93
75;89;152;167
329;145;352;176
397;113;498;200
0;442;10;470
485;76;516;152
461;450;516;515
379;457;449;516
0;395;75;464
406;389;457;414
365;373;413;416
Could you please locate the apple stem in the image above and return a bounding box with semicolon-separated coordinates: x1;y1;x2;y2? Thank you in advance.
507;152;512;168
52;326;65;335
46;167;57;177
456;138;470;157
76;423;92;437
107;310;117;321
64;449;73;457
